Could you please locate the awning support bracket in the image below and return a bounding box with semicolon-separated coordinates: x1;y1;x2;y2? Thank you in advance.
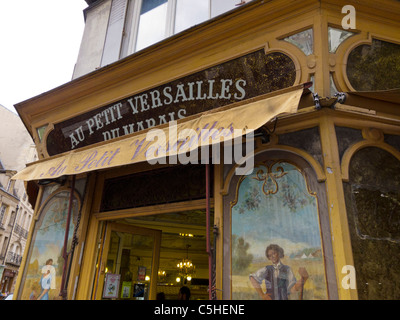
313;93;321;110
255;117;278;143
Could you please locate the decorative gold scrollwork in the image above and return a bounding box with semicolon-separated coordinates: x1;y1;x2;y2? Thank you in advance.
252;165;288;195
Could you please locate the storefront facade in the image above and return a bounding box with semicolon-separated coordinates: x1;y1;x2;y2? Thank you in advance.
12;0;400;300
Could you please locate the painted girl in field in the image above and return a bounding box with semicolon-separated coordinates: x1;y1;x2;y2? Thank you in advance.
37;259;56;300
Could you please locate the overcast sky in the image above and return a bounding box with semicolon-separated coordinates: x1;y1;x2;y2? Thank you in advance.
0;1;88;114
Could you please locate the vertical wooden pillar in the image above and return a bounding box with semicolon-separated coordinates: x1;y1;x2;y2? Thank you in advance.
319;110;358;300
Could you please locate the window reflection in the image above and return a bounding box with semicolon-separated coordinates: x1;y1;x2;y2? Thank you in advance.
347;39;400;91
175;0;209;34
136;0;168;51
328;27;355;53
283;29;313;56
37;125;48;142
211;0;239;17
135;0;242;52
344;147;400;299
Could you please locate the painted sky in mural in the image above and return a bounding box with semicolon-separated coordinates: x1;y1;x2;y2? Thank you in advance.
232;162;321;260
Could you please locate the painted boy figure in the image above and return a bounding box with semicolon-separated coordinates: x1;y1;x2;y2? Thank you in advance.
249;244;309;300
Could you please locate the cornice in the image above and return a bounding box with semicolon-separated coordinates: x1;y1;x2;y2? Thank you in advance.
321;0;400;28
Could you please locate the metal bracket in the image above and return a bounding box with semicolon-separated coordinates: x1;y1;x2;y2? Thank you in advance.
334;92;346;104
213;225;219;237
254;117;278;143
264;117;278;135
313;93;321;110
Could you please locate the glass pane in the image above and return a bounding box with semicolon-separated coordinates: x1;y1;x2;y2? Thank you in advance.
264;52;296;91
346;39;400;91
328;27;355;53
211;0;238;17
283;29;313;56
37;125;48;142
231;161;328;300
309;75;315;93
101;231;154;300
136;0;168;51
330;73;338;97
344;147;400;299
174;0;209;34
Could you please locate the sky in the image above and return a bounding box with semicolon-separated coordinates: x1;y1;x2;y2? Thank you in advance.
0;1;88;114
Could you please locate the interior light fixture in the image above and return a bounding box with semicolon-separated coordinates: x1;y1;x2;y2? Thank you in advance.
177;244;195;280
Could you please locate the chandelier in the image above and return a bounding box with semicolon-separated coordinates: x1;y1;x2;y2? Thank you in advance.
177;244;195;280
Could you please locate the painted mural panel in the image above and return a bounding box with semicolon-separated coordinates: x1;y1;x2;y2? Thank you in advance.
231;161;328;300
19;190;79;300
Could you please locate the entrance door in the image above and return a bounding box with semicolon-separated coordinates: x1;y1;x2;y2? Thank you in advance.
94;222;161;300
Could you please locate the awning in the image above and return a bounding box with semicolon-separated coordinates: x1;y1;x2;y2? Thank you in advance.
12;84;305;181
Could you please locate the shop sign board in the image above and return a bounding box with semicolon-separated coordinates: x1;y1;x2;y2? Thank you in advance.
44;50;296;156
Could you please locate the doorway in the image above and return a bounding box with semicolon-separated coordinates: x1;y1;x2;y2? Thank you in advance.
93;209;213;300
94;223;161;300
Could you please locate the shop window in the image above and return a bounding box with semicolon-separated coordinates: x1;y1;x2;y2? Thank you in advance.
229;160;328;300
346;39;400;91
278;127;323;168
343;147;400;300
18;190;80;300
263;52;296;91
384;134;400;152
335;126;363;161
282;28;313;56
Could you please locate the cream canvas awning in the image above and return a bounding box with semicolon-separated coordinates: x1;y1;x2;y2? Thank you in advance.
13;85;305;181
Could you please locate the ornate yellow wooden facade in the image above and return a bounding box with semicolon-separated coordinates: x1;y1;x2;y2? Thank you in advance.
13;0;400;300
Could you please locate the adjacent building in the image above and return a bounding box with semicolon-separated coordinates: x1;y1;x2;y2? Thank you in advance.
0;105;37;295
11;0;400;300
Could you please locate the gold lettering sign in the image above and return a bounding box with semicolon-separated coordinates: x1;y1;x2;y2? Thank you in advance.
45;51;296;155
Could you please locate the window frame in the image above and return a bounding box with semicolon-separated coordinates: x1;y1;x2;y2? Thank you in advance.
120;0;242;58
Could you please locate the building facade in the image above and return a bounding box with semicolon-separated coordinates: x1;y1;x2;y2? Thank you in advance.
0;105;37;296
12;0;400;300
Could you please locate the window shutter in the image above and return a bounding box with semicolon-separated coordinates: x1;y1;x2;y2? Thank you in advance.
101;0;129;67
